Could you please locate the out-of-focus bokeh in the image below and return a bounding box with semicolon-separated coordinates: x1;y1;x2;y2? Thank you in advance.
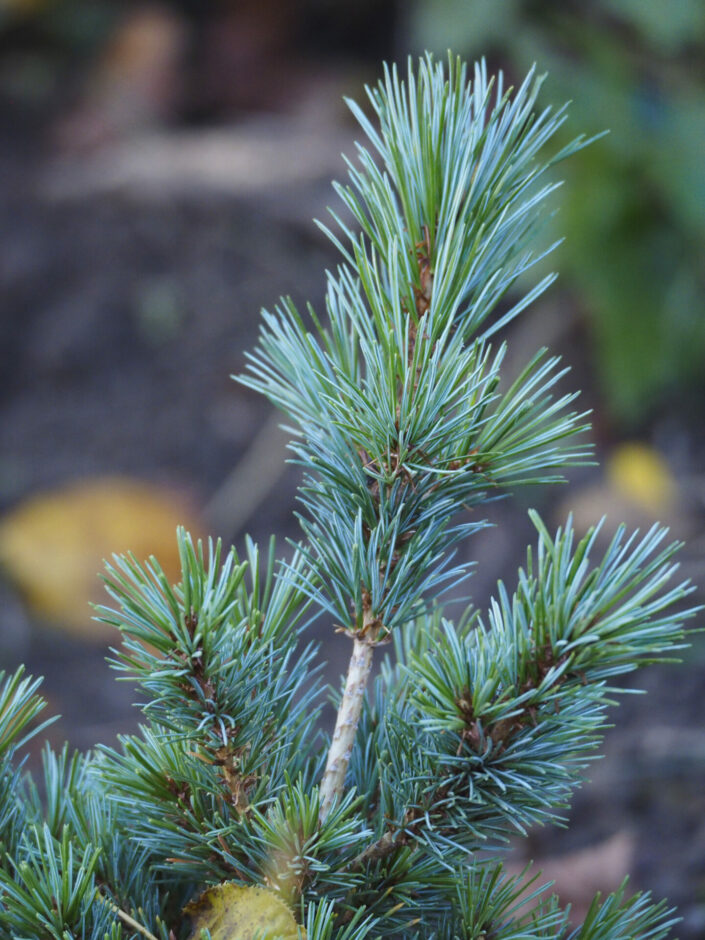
407;0;705;428
0;1;703;932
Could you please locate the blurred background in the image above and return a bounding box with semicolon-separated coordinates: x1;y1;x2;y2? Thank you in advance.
0;0;703;932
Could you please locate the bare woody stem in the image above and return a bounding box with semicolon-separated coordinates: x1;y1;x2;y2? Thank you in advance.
317;230;432;826
318;619;379;823
100;898;160;940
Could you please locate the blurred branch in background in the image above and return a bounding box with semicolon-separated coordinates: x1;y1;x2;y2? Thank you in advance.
405;0;705;429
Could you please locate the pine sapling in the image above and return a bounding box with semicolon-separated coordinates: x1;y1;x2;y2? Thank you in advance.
0;54;698;940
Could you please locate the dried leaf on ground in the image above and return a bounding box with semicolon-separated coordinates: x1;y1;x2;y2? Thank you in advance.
508;831;635;924
0;476;202;636
607;443;676;514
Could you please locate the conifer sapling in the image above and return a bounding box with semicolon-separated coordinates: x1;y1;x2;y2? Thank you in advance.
0;54;698;940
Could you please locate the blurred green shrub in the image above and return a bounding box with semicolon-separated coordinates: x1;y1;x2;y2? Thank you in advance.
408;0;705;427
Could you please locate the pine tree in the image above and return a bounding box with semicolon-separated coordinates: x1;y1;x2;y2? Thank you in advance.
0;54;698;940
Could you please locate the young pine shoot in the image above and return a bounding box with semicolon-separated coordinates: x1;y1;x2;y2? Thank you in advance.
0;54;697;940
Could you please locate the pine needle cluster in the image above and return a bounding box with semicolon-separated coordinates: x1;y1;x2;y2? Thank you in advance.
0;54;698;940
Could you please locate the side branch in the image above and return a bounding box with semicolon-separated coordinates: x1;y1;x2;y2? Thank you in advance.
350;829;401;871
319;619;380;822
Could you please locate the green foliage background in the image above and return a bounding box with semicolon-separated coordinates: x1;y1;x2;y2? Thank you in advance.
408;0;705;427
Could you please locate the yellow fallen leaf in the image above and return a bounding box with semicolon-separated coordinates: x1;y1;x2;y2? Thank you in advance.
607;442;676;515
184;883;302;940
0;477;202;637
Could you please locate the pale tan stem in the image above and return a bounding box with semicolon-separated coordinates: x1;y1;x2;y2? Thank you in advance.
319;634;375;823
100;896;160;940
